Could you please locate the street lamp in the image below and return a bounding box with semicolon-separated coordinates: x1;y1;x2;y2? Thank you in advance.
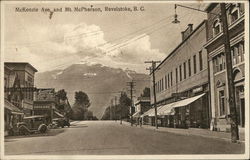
172;3;239;143
172;4;180;24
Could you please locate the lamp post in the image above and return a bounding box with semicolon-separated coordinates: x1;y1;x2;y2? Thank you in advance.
172;3;239;142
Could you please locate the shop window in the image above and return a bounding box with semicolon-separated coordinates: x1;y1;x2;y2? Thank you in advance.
219;90;226;116
183;62;186;79
193;55;197;74
188;59;191;77
213;19;221;37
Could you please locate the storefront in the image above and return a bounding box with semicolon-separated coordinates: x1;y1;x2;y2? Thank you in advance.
4;100;24;136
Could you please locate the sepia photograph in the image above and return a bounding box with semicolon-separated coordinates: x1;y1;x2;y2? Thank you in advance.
0;0;249;159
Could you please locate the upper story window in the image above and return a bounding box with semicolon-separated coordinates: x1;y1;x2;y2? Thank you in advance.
165;75;167;90
231;41;245;65
213;53;226;73
170;72;173;86
188;59;191;77
193;55;197;74
229;4;240;24
213;19;221;37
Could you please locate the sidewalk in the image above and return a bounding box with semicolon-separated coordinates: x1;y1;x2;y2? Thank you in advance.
122;121;245;143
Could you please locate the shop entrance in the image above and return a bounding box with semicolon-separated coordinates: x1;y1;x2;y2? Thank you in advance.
240;98;245;127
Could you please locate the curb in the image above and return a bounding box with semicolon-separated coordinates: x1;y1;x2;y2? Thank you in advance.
121;122;245;144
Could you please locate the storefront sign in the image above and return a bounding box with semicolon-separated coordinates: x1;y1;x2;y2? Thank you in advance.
192;86;203;93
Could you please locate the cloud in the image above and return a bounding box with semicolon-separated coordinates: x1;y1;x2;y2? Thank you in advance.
5;22;166;73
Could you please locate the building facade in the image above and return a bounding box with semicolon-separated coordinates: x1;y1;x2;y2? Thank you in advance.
5;62;38;116
150;20;210;128
33;88;62;123
133;97;151;125
4;65;24;136
204;3;245;131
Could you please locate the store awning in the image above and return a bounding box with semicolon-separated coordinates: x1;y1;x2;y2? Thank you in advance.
132;111;140;117
171;93;205;108
158;103;176;116
4;100;24;115
158;93;205;116
141;108;154;117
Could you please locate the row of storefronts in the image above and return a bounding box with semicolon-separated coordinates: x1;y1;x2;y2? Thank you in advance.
138;3;245;132
4;63;65;136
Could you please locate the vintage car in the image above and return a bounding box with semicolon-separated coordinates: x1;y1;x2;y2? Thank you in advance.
51;118;70;128
17;115;48;135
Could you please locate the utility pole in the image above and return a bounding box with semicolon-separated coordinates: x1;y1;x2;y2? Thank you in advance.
114;96;117;120
119;91;123;125
220;3;239;142
145;60;161;129
110;99;113;120
127;81;136;126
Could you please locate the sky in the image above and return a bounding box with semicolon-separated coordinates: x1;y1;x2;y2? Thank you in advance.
3;2;207;74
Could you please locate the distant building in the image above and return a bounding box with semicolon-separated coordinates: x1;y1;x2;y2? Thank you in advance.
204;3;245;131
133;97;151;125
148;20;210;128
5;62;38;116
34;88;63;123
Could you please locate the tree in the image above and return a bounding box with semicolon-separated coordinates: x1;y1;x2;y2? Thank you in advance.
141;87;150;97
56;89;67;101
75;91;90;108
70;91;91;120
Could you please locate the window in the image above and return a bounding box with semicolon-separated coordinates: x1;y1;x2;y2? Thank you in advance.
219;90;226;116
165;75;167;89
167;74;170;88
199;51;203;71
213;19;221;36
213;53;225;73
161;78;164;91
175;68;178;84
229;4;240;23
193;55;197;74
170;72;173;86
239;42;244;62
188;59;191;77
179;65;182;81
183;62;186;79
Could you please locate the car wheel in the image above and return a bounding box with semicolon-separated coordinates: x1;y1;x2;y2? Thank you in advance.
38;124;47;133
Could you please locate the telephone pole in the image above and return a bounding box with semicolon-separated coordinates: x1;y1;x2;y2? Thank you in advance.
110;99;113;120
127;81;136;126
220;3;239;142
114;96;117;120
119;91;123;125
145;60;161;129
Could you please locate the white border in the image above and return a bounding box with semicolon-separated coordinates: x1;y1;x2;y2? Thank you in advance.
1;0;249;159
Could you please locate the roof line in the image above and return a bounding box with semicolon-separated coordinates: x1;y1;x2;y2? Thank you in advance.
153;20;207;73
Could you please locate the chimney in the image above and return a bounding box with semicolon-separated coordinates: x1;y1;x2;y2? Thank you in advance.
181;24;193;41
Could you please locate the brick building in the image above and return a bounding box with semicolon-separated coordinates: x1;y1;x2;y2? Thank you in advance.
204;3;245;131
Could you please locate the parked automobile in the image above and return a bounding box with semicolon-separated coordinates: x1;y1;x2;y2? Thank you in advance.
52;118;70;128
17;115;48;135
